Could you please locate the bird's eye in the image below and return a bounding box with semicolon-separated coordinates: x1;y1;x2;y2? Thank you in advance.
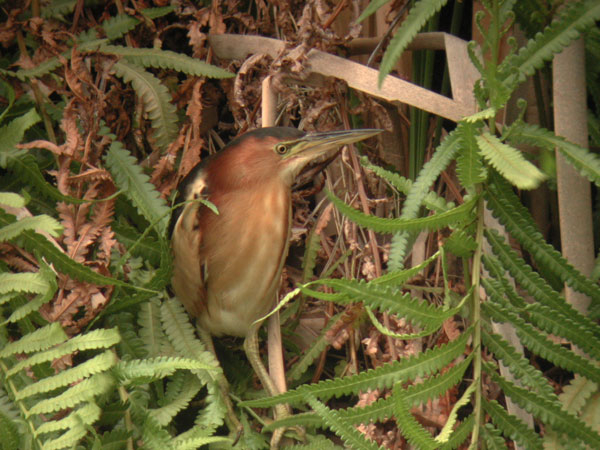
275;144;288;155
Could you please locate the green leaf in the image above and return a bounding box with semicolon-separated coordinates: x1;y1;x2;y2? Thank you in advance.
360;157;453;213
456;122;487;187
393;385;438;450
306;395;383;449
7;328;121;377
104;138;170;237
476;132;546;189
241;328;470;408
114;356;215;384
0;215;62;242
483;399;544;450
502;0;600;89
508;122;600;187
0;322;66;358
0;271;52;295
357;0;393;23
0;211;152;291
485;362;600;448
485;173;600;301
29;373;114;416
111;60;178;150
16;351;117;400
379;0;450;85
328;191;476;234
0;192;26;208
101;45;234;79
389;129;460;269
0;109;41;165
481;328;555;400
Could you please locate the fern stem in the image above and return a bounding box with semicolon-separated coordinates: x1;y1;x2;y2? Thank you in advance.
114;350;135;450
469;192;485;448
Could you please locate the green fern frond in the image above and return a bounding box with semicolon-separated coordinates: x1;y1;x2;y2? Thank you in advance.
288;312;343;382
476;132;546;189
92;14;139;41
4;265;57;325
150;372;202;426
0;214;62;242
160;298;227;429
138;299;165;358
485;174;600;300
444;229;477;258
29;373;114;416
16;350;116;400
0;192;25;208
0;211;152;292
379;0;450;85
328;191;476;233
389;130;460;270
508;121;600;187
0;322;66;358
481;329;555;400
242;328;470;408
502;0;600;88
35;402;101;436
402;354;472;407
558;375;598;415
114;356;215;385
436;382;476;444
483;301;600;384
456;122;488;188
357;0;392;23
317;278;464;330
111;60;179;150
485;229;599;337
13;40;105;80
393;385;438;450
482;270;600;361
0;109;40;162
439;414;475;450
100;45;234;79
41;425;87;450
7;328;121;377
482;398;544;449
104;137;171;236
484;361;600;448
481;423;507;449
306;395;383;450
372;250;439;286
525;302;600;360
169;427;231;449
40;0;75;19
360;157;453;213
3;154;86;204
0;272;53;296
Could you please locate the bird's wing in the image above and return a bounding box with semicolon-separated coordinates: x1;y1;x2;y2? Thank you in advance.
171;200;209;318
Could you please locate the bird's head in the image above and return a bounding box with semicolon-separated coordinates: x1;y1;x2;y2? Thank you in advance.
206;127;382;189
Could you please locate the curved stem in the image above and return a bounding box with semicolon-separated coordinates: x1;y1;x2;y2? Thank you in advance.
469;191;485;448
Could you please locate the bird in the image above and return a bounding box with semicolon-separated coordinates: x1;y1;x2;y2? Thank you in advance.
170;126;381;445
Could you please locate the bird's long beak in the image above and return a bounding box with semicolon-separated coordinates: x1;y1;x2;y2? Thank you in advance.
284;128;382;162
281;129;382;182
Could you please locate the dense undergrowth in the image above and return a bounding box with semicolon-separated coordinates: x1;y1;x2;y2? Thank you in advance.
1;0;600;449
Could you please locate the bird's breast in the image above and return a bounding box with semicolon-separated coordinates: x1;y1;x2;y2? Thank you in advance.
199;182;291;337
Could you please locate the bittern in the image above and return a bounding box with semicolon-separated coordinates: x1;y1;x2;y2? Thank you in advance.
170;126;380;444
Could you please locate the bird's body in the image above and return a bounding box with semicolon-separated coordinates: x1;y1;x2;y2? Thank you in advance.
171;128;304;336
170;126;381;445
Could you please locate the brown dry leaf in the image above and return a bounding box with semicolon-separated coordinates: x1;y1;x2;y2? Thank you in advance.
188;22;208;57
443;317;461;341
